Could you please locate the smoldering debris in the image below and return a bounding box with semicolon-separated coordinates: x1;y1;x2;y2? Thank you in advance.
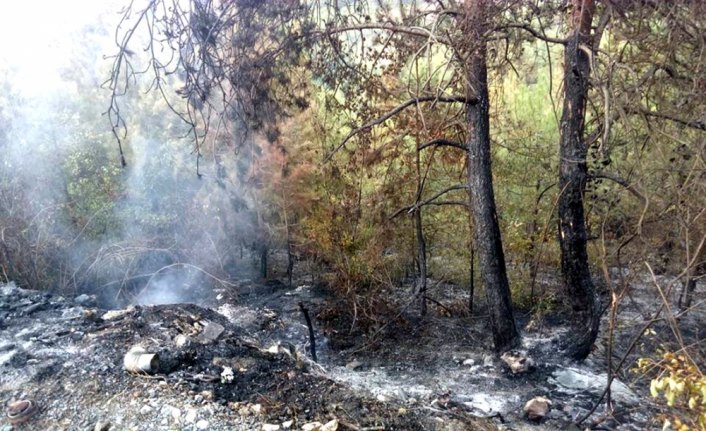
0;282;484;431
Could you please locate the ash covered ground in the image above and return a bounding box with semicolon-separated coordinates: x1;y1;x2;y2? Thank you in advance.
0;281;494;431
1;267;703;430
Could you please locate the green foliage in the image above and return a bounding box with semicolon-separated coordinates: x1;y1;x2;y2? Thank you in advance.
63;146;123;238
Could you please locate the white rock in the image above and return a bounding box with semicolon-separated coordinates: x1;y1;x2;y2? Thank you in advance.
196;419;209;429
250;404;263;414
320;419;339;431
221;366;235;384
281;420;294;429
523;396;551;421
184;408;197;423
139;405;153;415
162;405;181;422
102;307;134;321
301;422;323;431
175;334;192;348
501;351;534;374
0;282;19;296
462;358;475;366
262;425;280;431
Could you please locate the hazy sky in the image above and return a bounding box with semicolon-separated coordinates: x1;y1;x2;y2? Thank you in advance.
0;0;124;95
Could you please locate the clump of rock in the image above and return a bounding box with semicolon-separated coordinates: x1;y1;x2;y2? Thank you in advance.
523;396;552;422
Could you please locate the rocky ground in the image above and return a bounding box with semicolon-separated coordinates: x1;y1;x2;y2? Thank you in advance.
0;265;703;431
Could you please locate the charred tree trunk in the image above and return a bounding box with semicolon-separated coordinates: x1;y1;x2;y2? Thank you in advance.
463;0;520;352
415;208;428;317
558;0;600;360
469;243;475;313
260;244;268;279
286;240;294;289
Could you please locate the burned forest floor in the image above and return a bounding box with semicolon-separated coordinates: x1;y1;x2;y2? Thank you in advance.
0;258;704;431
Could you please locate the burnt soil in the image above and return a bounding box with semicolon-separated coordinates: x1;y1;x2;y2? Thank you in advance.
0;282;496;431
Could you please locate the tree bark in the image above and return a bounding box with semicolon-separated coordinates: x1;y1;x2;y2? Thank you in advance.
558;0;600;360
415;208;428;317
463;0;520;352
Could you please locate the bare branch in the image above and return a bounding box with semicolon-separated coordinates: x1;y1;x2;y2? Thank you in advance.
492;24;568;45
389;184;469;219
313;23;452;45
626;107;706;131
418;138;467;152
590;171;647;205
324;96;475;162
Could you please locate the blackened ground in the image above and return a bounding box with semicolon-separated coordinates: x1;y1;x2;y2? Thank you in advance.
0;283;496;430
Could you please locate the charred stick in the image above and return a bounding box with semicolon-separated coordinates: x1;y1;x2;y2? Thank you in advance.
299;302;317;362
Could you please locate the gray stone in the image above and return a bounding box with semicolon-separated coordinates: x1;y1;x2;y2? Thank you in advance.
74;294;96;306
61;307;85;320
346;360;363;370
139;405;153;415
197;321;225;343
549;367;639;405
